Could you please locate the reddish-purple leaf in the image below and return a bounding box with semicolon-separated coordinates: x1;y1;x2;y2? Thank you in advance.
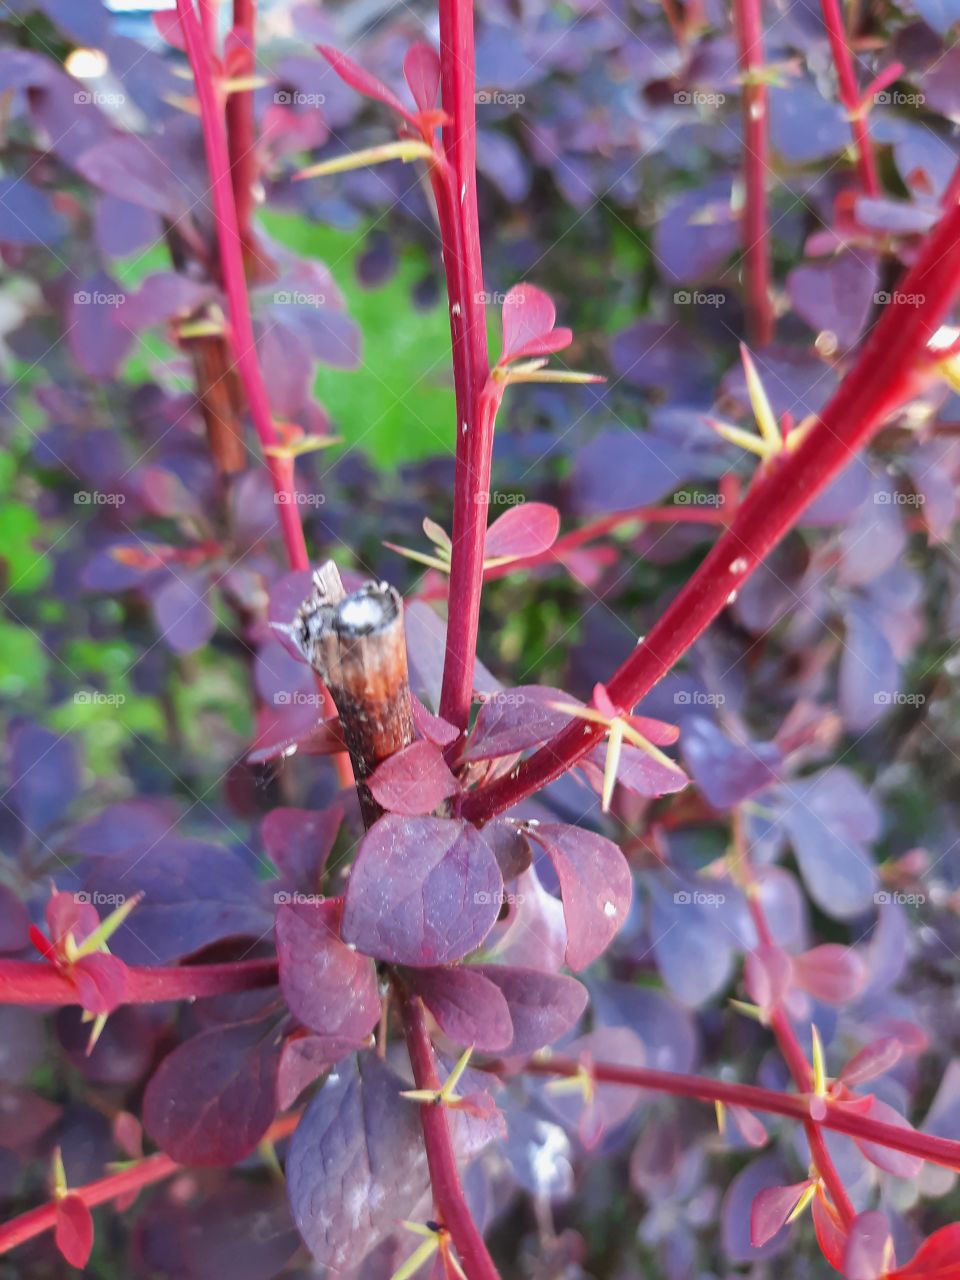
792;944;866;1005
843;1210;894;1280
813;1189;848;1271
744;944;794;1011
72;952;129;1015
473;965;587;1055
152;9;186;50
750;1180;813;1248
342;816;502;966
276;898;380;1040
143;1022;281;1165
317;45;417;125
526;824;632;971
287;1054;430;1269
590;740;688;799
499;284;573;363
262;804;343;891
368;740;458;816
46;891;98;947
0;884;30;952
848;1098;924;1177
889;1224;960;1278
55;1193;94;1269
277;1032;358;1109
480;820;532;881
411;694;460;746
729;1105;768;1148
839;1037;903;1088
403;43;440;113
484;502;560;561
405;965;514;1051
464;686;576;760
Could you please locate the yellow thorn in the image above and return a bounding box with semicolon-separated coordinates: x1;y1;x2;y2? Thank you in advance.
85;1013;109;1055
786;1181;818;1224
296;139;435;181
383;542;451;574
740;344;781;452
220;74;271;94
602;718;624;813
262;435;342;460
811;1025;827;1098
390;1235;440;1280
715;1100;727;1135
544;1064;594;1103
618;721;685;774
401;1221;438;1239
52;1147;68;1198
176;317;226;339
707;418;772;459
502;369;605;385
440;1045;474;1102
75;893;143;958
729;998;766;1024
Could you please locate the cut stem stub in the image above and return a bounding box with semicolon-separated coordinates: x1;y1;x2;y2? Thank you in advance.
294;561;414;826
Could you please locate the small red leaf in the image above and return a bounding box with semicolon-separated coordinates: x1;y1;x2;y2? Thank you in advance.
406;965;514;1051
484;502;560;561
55;1193;94;1269
72;952;129;1014
411;695;460;746
813;1187;848;1271
317;45;417;125
403;43;441;114
499;284;572;364
793;944;866;1005
729;1105;768;1148
628;714;680;746
276;898;380;1040
368;741;458;816
889;1223;960;1278
750;1179;812;1248
152;10;186;50
46;892;97;947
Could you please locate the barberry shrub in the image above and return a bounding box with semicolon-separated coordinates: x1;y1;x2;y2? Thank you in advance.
1;0;960;1277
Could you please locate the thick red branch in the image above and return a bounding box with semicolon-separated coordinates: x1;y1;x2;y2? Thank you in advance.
820;0;879;195
0;958;278;1006
400;993;501;1280
225;0;261;268
463;186;960;823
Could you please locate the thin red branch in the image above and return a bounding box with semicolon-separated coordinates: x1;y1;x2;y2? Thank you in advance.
520;1057;960;1172
0;957;278;1006
733;0;774;346
177;0;309;573
463;185;960;823
820;0;880;196
0;1112;299;1259
438;0;494;734
400;993;501;1280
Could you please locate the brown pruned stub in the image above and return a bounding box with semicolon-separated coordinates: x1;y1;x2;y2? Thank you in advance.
294;561;414;827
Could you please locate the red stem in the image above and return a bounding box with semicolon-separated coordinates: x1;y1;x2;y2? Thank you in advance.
0;957;278;1005
225;0;260;267
520;1058;960;1172
732;0;774;347
820;0;880;196
0;1112;299;1258
400;994;501;1280
437;0;494;734
463;185;960;823
177;0;308;573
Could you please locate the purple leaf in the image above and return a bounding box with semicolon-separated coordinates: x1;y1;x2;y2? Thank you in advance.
589;740;688;800
839;1037;903;1088
464;686;576;760
10;722;79;835
276;898;380;1039
786;253;879;349
0;176;64;245
472;966;587;1055
849;1098;924;1177
150;572;218;654
782;770;879;920
286;1053;429;1269
844;1210;894;1280
277;1032;358;1109
405;965;514;1051
484;502;560;560
368;740;459;815
0;886;30;953
527;824;632;971
143;1022;282;1165
722;1155;793;1261
681;717;781;809
76;135;189;220
655;180;740;283
342;816;503;966
262;804;343;891
411;694;460;746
